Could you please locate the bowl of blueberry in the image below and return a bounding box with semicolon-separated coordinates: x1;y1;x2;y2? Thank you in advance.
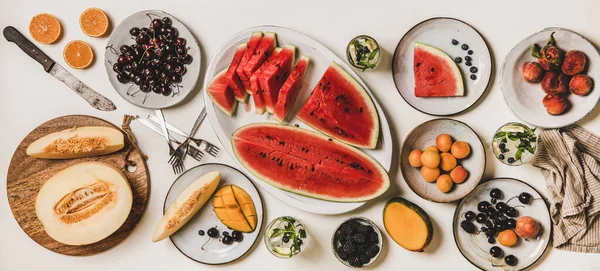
104;10;201;109
332;217;383;268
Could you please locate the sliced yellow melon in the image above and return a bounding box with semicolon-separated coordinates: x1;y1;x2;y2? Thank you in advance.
152;171;221;242
35;162;132;246
27;126;124;159
383;197;433;252
212;185;257;233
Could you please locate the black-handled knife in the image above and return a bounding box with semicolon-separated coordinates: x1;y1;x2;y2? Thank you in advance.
3;26;116;111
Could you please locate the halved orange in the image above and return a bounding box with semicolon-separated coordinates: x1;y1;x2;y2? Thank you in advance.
79;8;109;37
29;13;62;44
64;40;94;69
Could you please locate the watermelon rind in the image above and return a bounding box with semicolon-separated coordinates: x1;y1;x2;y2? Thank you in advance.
208;69;238;117
414;42;464;96
297;62;380;149
231;123;390;202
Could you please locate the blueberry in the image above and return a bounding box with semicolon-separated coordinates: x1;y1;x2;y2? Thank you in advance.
452;39;459;45
470;74;477;80
198;230;205;236
468;50;474;55
461;44;469;50
455;57;462;63
508;157;515;164
465;56;472;62
498;154;505;160
470;66;478;73
283;236;290;243
499;143;506;149
465;61;472;67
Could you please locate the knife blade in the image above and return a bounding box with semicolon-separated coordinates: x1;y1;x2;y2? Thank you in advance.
3;26;116;111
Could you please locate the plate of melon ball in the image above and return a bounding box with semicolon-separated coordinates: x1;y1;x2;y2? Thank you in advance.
400;118;485;202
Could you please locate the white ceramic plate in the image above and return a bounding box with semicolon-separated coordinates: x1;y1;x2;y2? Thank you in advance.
500;27;600;128
392;17;492;116
104;10;201;109
400;118;485;202
204;26;393;215
165;163;263;265
453;178;551;271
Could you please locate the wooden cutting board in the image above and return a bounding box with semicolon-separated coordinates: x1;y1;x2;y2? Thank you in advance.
6;115;150;256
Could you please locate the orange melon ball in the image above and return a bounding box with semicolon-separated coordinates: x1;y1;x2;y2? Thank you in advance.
420;150;440;169
498;229;518;247
421;166;440;183
424;145;439;153
436;174;453;193
450;166;468;183
451;141;471;159
436;134;453;152
408;149;423;168
440;153;457;172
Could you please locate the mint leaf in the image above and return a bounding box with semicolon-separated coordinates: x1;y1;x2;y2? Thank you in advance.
368;47;380;61
515;148;523;161
531;44;542;58
547;32;556;45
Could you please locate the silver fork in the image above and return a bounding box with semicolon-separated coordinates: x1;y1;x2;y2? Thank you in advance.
135;116;205;162
168;108;207;174
147;113;220;157
155;109;175;156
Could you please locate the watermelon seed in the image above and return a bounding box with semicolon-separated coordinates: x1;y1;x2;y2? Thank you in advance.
329;138;333;142
294;124;299;127
431;68;435;72
349;162;360;169
359;107;363;113
416;62;421;67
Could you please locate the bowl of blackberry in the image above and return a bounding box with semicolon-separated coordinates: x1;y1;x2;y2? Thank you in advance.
332;217;383;268
104;10;201;109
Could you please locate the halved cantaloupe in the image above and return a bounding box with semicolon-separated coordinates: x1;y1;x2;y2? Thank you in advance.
152;171;221;242
27;126;124;159
212;185;257;232
383;197;433;252
35;162;132;246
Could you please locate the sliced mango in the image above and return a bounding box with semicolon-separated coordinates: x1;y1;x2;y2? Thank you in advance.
212;185;257;232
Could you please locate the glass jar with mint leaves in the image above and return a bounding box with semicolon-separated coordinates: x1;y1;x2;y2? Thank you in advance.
264;216;308;258
346;35;380;71
492;122;538;166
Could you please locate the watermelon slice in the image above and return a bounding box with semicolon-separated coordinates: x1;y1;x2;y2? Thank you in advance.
260;45;296;113
297;62;379;149
273;56;310;123
413;42;464;97
249;48;283;114
232;123;390;202
236;32;263;93
207;69;238;117
225;43;248;103
242;32;277;79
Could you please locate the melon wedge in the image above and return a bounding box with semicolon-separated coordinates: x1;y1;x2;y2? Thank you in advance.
297;62;379;149
152;171;221;242
237;32;263;93
27;126;124;159
250;48;282;114
225;43;248;102
260;45;296;113
208;69;238;117
413;42;464;97
383;197;433;252
212;185;257;233
242;32;277;79
35;162;132;246
273;56;310;123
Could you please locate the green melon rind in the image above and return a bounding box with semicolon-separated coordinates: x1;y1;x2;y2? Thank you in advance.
231;123;390;202
383;197;434;252
297;61;380;149
414;42;464;96
208;69;238;117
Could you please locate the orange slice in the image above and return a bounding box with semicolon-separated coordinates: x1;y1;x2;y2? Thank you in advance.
79;8;109;37
63;40;94;69
29;13;62;44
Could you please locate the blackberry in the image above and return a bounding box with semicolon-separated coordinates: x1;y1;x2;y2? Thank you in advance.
342;242;356;255
365;244;380;258
340;222;355;235
353;233;366;244
358;254;371;265
334;229;344;240
348;256;363;268
338;251;350;261
368;231;379;244
356;224;368;234
354;245;366;256
461;220;477;233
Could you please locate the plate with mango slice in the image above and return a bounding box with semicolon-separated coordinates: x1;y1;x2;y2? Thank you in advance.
158;163;263;264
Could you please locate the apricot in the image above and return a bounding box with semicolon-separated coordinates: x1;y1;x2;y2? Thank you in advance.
569;74;593;96
542;94;569;115
436;174;453;193
424;145;439;153
440;153;457;172
408;149;423;168
436;134;453;152
420;166;440;183
541;71;568;95
561;50;587;75
515;216;540;239
521;62;544;83
498;229;518;247
420;150;440;169
450;141;470;159
450;166;468;183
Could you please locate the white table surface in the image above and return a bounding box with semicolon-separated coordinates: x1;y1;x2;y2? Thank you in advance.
1;0;599;270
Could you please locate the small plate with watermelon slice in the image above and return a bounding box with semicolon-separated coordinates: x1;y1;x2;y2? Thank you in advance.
203;26;393;215
392;17;493;116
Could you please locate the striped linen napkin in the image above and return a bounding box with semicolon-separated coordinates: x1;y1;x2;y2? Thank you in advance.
532;125;600;253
